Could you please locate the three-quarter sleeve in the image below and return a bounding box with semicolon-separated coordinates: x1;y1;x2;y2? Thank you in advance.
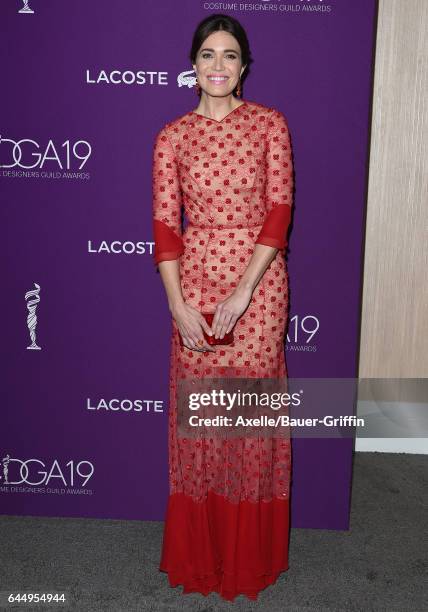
152;126;184;267
255;110;294;250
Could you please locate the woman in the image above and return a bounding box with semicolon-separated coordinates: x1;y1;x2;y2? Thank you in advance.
152;14;294;603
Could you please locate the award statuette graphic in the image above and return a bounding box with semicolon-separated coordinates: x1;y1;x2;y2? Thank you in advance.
25;283;41;350
18;0;34;13
1;454;11;485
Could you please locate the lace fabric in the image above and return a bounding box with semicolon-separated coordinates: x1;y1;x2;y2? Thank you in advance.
170;352;292;505
153;100;295;601
152;101;293;269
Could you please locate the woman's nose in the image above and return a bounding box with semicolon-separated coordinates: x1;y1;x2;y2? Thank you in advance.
213;57;224;70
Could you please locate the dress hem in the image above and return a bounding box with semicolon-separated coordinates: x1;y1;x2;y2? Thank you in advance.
159;564;289;602
159;490;290;602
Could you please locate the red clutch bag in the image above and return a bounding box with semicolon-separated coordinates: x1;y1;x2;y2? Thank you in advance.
179;312;234;347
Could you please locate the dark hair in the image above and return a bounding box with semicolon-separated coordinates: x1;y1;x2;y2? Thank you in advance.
189;14;253;97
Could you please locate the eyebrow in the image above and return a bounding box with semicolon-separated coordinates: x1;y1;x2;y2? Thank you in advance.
199;48;240;54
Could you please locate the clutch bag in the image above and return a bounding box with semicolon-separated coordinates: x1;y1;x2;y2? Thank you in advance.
179;311;234;347
202;312;234;346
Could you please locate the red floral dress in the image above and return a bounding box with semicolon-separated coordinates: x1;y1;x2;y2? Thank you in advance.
152;99;294;602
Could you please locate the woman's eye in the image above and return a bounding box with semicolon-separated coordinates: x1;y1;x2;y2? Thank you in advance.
201;53;238;60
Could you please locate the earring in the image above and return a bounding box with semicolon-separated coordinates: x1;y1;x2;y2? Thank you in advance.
236;78;242;98
195;76;201;96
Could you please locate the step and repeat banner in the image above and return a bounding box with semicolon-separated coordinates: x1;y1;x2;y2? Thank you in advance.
2;0;377;527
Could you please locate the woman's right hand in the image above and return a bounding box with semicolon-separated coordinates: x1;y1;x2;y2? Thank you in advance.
171;303;217;352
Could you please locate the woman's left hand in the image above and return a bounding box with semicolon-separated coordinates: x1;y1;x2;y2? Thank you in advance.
211;286;253;339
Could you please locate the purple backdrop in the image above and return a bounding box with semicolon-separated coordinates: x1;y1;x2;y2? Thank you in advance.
1;0;377;528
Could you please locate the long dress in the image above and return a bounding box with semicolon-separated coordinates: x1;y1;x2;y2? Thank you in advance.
152;99;294;602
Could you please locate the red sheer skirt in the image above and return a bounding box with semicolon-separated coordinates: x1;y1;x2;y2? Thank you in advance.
158;222;292;602
160;489;290;602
